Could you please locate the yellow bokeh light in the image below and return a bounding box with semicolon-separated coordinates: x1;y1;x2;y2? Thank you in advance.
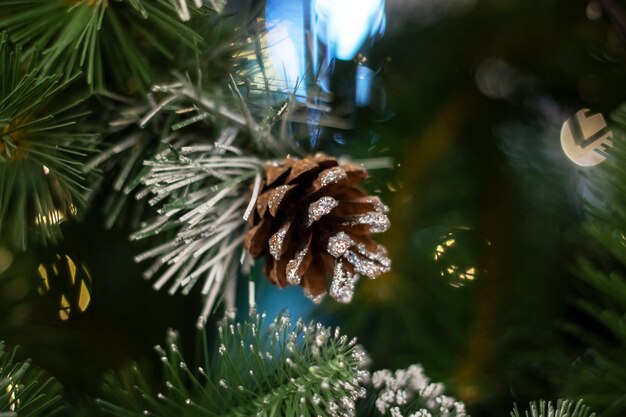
59;295;71;321
66;255;77;285
6;382;18;412
78;280;91;312
434;238;457;261
34;210;66;226
37;264;50;290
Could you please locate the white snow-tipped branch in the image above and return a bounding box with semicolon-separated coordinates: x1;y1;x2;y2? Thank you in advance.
132;136;264;328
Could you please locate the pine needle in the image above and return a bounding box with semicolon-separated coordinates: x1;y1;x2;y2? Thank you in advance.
131;138;265;329
0;33;98;250
97;312;368;417
0;341;64;417
88;71;300;327
511;400;595;417
0;0;204;92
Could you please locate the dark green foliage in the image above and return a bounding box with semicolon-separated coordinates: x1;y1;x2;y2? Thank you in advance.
0;341;64;416
97;313;367;417
567;104;626;416
0;0;204;92
0;33;98;250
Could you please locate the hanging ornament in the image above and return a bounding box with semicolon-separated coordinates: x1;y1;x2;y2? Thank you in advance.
433;228;487;288
560;108;613;167
36;253;93;321
244;153;391;303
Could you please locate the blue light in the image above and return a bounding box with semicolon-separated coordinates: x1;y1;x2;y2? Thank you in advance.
356;65;376;106
313;0;386;61
265;0;386;99
264;0;308;97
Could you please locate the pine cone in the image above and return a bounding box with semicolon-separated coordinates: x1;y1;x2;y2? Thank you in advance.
244;153;391;303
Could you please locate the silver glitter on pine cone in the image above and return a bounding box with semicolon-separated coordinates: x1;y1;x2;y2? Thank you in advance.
244;153;391;304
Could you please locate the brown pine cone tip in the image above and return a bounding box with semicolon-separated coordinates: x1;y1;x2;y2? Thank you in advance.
244;153;391;304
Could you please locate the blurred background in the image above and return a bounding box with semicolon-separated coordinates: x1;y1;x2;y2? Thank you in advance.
2;0;625;416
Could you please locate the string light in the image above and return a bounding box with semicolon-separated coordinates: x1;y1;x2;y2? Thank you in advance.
6;381;19;412
313;0;385;61
264;0;386;97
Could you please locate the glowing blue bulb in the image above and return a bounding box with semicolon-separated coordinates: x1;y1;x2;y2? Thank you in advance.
265;0;308;96
313;0;386;61
264;0;385;101
356;65;375;106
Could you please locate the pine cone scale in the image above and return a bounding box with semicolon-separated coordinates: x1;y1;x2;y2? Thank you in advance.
244;218;272;257
285;158;319;183
255;190;271;219
265;160;293;185
286;232;313;285
268;218;293;260
303;196;339;228
267;184;296;216
301;255;328;300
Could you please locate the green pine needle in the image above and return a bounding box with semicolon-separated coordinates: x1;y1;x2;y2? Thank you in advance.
511;400;595;417
97;312;368;417
0;33;98;250
0;341;64;417
0;0;204;92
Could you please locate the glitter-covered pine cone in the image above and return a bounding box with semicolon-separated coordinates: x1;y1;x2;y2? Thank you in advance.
244;153;391;303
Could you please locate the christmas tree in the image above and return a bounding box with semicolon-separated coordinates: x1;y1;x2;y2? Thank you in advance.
1;0;626;416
